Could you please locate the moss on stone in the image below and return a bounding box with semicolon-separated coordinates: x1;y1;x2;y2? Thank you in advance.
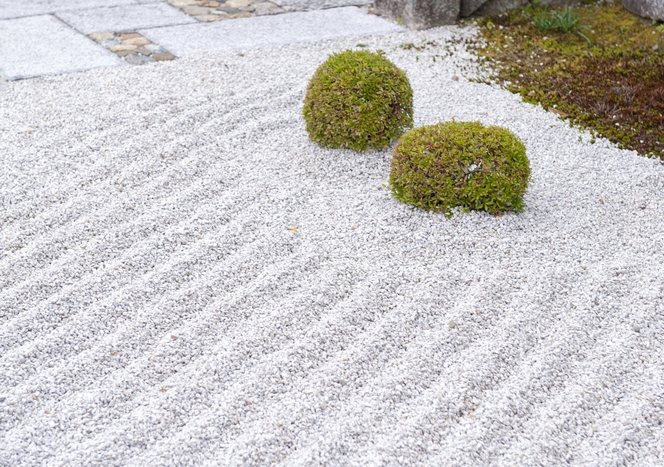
303;50;414;152
390;121;531;216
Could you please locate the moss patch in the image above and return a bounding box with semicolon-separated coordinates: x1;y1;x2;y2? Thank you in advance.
471;1;664;158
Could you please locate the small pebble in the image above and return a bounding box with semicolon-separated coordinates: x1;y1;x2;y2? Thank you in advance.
153;52;177;61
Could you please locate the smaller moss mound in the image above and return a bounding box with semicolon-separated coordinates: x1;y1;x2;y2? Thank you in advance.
303;50;413;151
390;121;531;216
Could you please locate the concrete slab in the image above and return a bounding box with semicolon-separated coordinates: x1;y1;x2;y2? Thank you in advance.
0;15;123;80
277;0;372;11
139;7;404;57
57;3;196;35
0;0;138;20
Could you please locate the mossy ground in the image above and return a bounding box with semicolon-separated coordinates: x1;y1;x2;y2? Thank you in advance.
469;0;664;158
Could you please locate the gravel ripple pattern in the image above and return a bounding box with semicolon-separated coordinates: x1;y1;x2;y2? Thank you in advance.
0;26;663;466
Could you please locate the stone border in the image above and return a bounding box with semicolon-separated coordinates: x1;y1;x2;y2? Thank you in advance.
87;2;378;66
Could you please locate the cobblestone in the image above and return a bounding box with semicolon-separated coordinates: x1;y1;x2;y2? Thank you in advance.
89;32;177;64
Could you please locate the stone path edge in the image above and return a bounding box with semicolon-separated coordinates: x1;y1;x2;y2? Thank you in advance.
138;6;403;57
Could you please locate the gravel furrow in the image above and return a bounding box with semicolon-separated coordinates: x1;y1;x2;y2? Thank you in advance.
0;217;301;403
0;92;295;288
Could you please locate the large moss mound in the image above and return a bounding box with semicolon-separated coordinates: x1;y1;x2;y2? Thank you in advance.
303;50;413;152
390;121;531;216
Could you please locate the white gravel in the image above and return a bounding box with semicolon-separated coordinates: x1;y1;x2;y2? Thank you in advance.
1;25;663;466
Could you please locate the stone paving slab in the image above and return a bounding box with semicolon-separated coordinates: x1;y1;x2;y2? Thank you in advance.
0;0;141;20
139;6;403;57
167;0;284;23
57;3;196;35
0;15;123;80
277;0;371;11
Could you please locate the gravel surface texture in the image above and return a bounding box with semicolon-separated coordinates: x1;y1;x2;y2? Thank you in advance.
1;25;663;466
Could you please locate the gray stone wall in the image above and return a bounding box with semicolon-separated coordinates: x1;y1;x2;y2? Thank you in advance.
374;0;460;30
622;0;664;21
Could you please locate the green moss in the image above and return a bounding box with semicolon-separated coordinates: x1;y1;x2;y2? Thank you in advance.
473;1;664;158
302;50;414;152
389;121;531;216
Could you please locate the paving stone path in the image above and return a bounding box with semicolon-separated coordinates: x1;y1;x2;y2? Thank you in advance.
0;0;400;81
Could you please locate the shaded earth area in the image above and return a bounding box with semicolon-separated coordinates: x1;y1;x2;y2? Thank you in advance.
472;1;664;158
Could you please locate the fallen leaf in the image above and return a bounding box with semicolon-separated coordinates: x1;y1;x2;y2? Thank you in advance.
547;107;570;118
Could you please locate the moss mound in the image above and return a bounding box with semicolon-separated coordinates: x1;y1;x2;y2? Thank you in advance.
303;50;414;151
390;121;531;216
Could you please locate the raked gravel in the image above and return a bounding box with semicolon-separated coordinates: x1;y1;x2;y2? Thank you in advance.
1;25;663;466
